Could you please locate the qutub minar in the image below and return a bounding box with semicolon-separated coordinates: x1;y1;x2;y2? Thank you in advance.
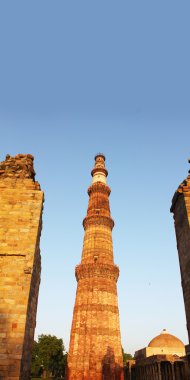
67;154;124;380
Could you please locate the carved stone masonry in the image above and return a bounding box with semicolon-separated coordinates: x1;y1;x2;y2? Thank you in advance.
68;154;124;380
0;154;44;380
171;165;190;349
0;154;36;180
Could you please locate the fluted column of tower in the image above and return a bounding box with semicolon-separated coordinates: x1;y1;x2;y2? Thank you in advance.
68;154;124;380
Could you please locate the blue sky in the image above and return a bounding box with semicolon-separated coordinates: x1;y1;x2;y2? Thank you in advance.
0;1;190;354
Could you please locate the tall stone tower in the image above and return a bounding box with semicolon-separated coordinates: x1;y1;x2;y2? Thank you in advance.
68;154;123;380
170;161;190;352
0;154;44;380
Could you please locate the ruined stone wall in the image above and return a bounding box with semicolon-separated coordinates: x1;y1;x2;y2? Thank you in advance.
170;174;190;343
0;154;44;380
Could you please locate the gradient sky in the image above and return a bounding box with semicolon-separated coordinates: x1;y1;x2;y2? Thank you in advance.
0;1;190;355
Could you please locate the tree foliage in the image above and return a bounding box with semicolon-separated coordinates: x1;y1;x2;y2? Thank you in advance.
31;334;67;378
122;347;133;364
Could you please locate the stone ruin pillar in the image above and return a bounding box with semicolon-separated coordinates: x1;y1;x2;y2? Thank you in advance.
67;154;124;380
170;160;190;356
0;154;44;380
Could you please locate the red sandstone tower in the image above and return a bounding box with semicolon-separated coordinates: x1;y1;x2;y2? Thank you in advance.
68;154;124;380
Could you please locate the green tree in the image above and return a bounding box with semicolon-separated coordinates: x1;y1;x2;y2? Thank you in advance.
122;347;133;364
31;334;67;378
31;340;43;377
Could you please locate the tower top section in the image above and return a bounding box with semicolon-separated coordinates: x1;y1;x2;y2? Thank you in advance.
91;153;108;184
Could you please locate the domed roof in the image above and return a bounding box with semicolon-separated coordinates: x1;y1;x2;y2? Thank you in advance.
148;329;184;349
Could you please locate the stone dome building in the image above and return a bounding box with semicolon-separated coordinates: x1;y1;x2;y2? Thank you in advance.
125;330;188;380
135;329;185;359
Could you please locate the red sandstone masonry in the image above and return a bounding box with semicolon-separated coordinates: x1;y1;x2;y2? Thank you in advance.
171;172;190;345
68;155;124;380
0;154;44;380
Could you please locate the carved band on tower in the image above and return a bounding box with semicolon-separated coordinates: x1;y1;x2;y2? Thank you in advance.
68;154;124;380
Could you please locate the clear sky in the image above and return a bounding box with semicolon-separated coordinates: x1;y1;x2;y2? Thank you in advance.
0;1;190;355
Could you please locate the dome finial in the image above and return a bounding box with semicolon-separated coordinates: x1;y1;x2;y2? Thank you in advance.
94;153;106;161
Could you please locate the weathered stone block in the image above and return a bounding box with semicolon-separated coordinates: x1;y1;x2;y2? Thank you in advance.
0;154;44;380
